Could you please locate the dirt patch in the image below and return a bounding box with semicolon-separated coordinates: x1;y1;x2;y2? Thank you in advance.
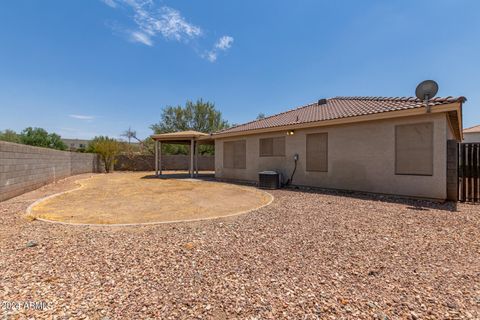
28;172;272;225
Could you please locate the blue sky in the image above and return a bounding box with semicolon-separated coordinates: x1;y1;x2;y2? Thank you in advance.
0;0;479;140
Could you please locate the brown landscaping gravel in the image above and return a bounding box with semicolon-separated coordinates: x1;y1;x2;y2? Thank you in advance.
1;174;479;319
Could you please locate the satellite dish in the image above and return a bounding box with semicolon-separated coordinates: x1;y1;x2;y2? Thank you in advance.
415;80;439;113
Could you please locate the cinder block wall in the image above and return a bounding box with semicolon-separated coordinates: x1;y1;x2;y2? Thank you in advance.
115;155;215;171
0;141;101;202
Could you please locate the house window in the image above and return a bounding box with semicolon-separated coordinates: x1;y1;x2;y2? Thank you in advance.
395;122;434;176
223;140;246;169
259;137;285;157
306;133;328;172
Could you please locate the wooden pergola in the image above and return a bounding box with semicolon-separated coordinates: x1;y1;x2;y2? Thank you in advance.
151;131;214;178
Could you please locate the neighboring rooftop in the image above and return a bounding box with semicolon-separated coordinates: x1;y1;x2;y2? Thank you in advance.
463;125;480;134
62;138;91;143
216;96;466;135
61;138;91;150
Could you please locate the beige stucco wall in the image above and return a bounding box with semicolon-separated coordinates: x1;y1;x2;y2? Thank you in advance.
463;132;480;143
215;112;452;200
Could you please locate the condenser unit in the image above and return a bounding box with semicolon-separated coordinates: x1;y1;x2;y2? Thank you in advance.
258;171;281;189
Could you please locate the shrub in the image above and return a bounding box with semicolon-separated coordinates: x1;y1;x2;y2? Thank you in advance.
0;129;20;143
88;136;121;173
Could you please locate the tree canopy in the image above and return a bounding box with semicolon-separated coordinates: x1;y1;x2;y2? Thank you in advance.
19;127;67;150
150;99;229;155
121;127;137;144
0;127;67;150
0;129;20;143
150;99;229;134
87;136;121;173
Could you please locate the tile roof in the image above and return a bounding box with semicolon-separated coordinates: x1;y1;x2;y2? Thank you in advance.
216;96;466;135
463;125;480;133
151;130;209;141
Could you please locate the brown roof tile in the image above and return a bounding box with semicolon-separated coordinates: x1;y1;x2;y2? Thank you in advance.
463;125;480;133
216;96;466;135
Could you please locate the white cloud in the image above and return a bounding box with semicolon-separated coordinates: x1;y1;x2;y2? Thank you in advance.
101;0;233;61
69;114;95;120
203;35;234;63
130;31;153;46
102;0;117;8
204;51;217;62
215;36;234;50
139;6;202;41
103;0;202;46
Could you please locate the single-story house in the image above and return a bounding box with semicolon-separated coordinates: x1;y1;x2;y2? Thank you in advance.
463;125;480;143
61;138;91;151
211;96;466;200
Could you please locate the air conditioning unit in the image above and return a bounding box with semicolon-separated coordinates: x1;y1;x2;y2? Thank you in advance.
258;171;281;189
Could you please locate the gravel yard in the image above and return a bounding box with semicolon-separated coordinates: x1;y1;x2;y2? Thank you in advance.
1;174;479;319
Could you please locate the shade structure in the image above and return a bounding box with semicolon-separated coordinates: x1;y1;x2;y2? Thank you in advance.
151;131;214;177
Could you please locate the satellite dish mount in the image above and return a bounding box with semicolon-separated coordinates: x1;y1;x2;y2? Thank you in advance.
415;80;439;113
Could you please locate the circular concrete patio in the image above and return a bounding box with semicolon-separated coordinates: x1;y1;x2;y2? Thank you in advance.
28;172;273;225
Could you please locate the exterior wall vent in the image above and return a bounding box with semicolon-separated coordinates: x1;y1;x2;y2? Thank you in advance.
318;99;327;105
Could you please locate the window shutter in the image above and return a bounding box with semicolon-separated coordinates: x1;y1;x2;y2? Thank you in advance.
395;123;433;175
223;141;235;168
224;140;246;169
306;133;328;172
260;138;273;157
259;137;285;157
272;137;286;156
234;140;246;169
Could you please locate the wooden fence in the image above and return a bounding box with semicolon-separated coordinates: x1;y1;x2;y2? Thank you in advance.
458;143;480;202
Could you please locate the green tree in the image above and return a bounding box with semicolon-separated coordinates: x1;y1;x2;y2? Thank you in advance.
48;133;67;150
119;127;155;155
0;129;20;143
151;99;229;133
256;113;266;120
150;99;229;155
87;136;121;173
20;127;67;150
121;127;137;144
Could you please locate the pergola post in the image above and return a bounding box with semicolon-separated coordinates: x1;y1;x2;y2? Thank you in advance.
195;141;199;177
154;140;159;176
159;141;162;176
190;139;194;178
